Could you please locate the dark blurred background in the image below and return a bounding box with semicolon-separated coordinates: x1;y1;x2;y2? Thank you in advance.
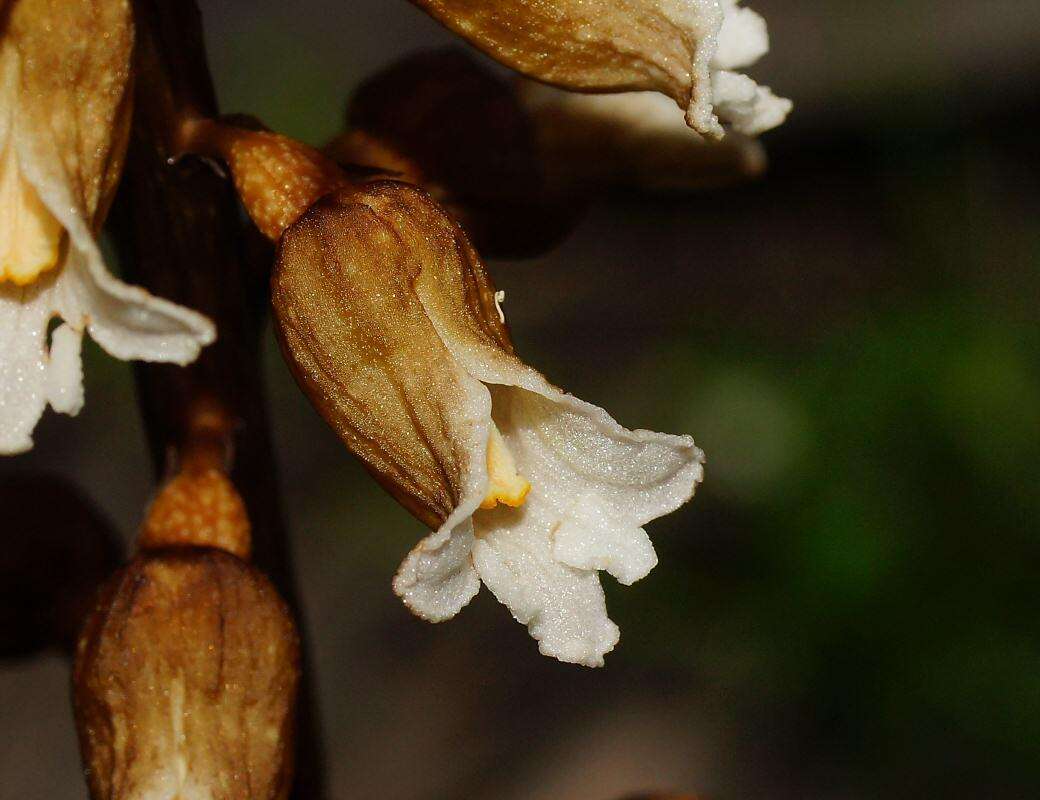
3;1;1039;798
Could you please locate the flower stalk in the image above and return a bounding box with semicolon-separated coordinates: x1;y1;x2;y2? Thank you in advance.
104;0;326;796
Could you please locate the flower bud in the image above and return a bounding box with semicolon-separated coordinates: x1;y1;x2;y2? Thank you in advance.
73;549;300;800
272;181;506;530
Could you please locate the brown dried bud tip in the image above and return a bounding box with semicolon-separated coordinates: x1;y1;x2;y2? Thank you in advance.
186;119;349;241
73;550;300;800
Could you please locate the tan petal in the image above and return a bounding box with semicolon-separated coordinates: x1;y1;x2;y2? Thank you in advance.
271;184;494;530
410;0;727;135
7;0;134;228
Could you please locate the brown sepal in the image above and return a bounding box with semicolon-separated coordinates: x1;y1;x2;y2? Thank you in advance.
271;181;510;529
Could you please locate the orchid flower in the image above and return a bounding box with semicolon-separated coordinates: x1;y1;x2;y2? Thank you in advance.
0;0;214;454
272;181;704;666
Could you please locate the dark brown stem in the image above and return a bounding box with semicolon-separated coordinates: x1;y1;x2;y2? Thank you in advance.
110;1;326;798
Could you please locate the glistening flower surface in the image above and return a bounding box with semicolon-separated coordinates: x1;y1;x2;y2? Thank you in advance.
410;0;790;137
273;183;704;666
0;0;214;454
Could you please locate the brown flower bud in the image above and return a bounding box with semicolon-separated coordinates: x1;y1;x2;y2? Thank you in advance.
73;549;300;800
409;0;790;139
409;0;725;135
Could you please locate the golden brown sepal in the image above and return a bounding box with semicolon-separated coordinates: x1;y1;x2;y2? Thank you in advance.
408;0;722;134
271;181;511;530
5;0;134;230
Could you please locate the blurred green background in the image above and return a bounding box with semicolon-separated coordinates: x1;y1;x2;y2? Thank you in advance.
2;1;1039;798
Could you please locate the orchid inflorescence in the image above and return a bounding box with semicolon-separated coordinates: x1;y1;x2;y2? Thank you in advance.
4;0;787;792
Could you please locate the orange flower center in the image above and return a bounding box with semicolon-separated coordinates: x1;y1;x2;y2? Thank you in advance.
480;424;531;510
0;135;63;285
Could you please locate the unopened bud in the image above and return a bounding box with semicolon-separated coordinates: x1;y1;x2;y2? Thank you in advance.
73;549;300;800
271;181;514;531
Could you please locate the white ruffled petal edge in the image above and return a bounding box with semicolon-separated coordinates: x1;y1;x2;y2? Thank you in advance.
45;322;84;415
474;383;703;666
395;287;704;666
391;371;491;622
690;0;791;137
13;115;216;366
472;497;621;667
0;278;62;453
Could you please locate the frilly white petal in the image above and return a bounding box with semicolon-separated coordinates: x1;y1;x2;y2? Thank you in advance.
704;0;791;136
45;323;84;415
714;0;770;70
61;237;216;365
393;521;481;623
472;500;620;667
711;70;793;137
392;380;493;621
0;278;88;453
553;509;658;586
487;384;704;528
